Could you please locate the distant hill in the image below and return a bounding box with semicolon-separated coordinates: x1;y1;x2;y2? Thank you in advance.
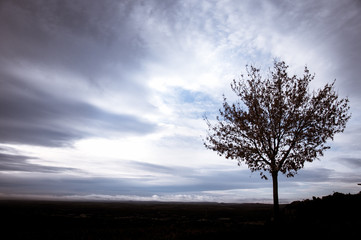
281;191;361;237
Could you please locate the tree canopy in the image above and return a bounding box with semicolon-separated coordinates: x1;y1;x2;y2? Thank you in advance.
204;60;351;219
205;61;350;179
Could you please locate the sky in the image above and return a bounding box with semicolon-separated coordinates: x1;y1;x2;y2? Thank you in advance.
0;0;361;203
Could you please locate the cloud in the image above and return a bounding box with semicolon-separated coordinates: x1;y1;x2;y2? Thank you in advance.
0;158;358;202
124;160;174;175
338;157;361;169
0;0;148;80
282;168;334;183
0;74;157;147
0;153;76;173
0;0;158;147
0;168;258;197
0;146;77;173
263;0;361;96
0;174;138;196
0;0;360;202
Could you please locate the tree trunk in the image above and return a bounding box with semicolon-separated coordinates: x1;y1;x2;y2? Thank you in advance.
272;171;280;222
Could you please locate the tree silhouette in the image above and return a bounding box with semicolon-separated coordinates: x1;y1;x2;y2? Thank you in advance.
204;61;351;220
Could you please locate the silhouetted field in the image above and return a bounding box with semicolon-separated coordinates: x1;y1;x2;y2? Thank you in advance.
1;192;360;239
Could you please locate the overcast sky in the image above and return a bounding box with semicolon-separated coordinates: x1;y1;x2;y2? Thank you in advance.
0;0;360;203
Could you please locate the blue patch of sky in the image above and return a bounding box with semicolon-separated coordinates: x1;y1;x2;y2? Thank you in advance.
173;87;220;118
175;87;215;104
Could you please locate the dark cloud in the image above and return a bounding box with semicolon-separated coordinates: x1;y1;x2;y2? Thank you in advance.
186;169;269;192
0;172;165;197
125;160;174;174
0;153;74;173
183;168;334;192
273;0;361;97
0;169;257;197
0;0;147;82
0;147;77;173
338;157;361;169
0;74;156;147
281;168;334;183
0;175;130;196
0;164;355;199
0;0;158;147
164;167;337;194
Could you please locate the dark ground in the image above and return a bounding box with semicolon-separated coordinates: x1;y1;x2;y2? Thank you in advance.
1;192;360;239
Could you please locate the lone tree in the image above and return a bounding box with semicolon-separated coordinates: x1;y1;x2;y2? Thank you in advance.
204;61;351;220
